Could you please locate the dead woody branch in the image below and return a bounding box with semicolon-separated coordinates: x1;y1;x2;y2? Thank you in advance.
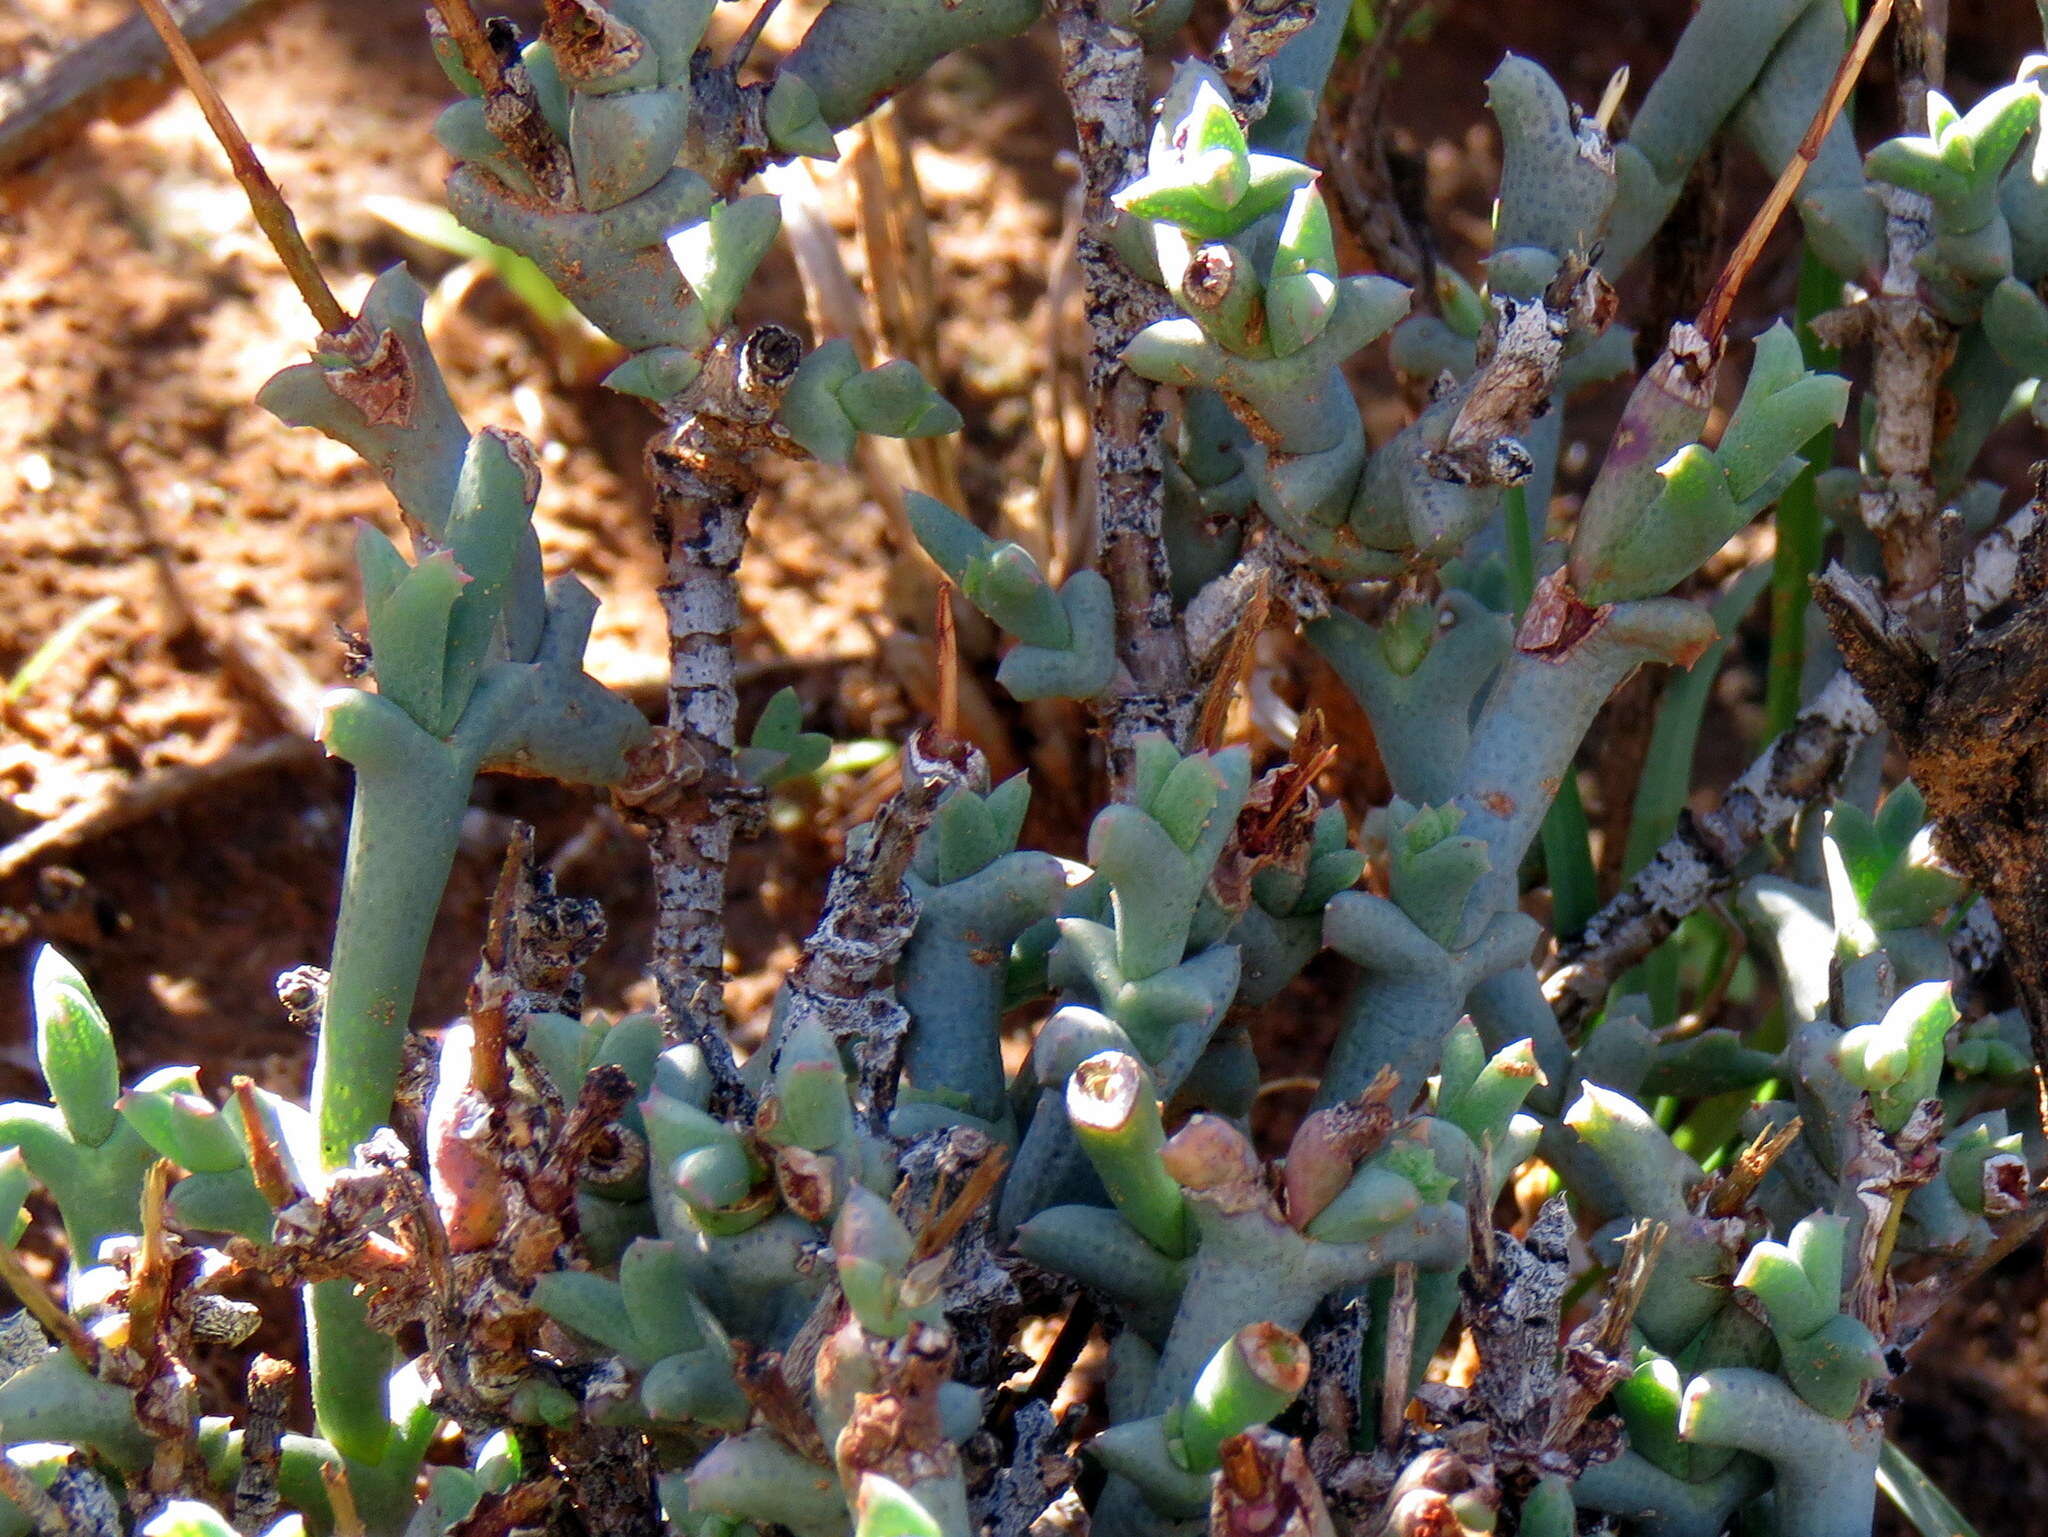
772;726;977;1129
616;327;806;1114
1547;503;2041;1027
1050;0;1192;785
1814;509;2048;1089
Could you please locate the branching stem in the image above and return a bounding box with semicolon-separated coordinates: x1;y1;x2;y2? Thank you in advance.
129;0;351;334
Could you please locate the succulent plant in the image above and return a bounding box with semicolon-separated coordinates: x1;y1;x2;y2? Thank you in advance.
14;0;2048;1534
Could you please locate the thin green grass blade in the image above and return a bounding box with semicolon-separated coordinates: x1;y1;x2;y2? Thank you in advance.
1623;563;1771;1014
1879;1438;1980;1537
1764;253;1846;736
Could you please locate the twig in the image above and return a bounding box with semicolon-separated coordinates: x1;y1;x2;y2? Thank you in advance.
847;105;966;513
727;0;784;78
428;0;571;203
1379;1262;1418;1446
1032;179;1090;583
466;826;534;1107
1578;1221;1665;1361
1211;1428;1337;1537
448;1480;565;1537
1541;1219;1664;1455
1544;671;1878;1026
527;1064;638;1219
1022;1297;1096;1409
1461;1193;1571;1451
733;1342;834;1462
1433;259;1611;486
1814;536;2048;1127
1050;0;1192;787
0;0;289;175
1594;66;1630;135
1906;1197;2048;1346
0;737;322;883
0;1456;81;1537
1320;0;1435;292
43;1467;117;1537
984;1400;1083;1537
1546;502;2041;1025
1935;505;1969;655
1706;1121;1804;1218
1695;0;1892;343
1950;895;2005;1012
616;327;804;1115
233;1077;300;1209
319;1463;364;1537
128;0;349;333
0;1245;96;1368
124;1161;176;1354
912;1143;1008;1263
775;728;976;1129
1192;568;1271;750
426;0;505;95
231;1356;293;1536
1213;0;1317;108
935;582;961;746
1891;0;1941;138
1861;0;1949;601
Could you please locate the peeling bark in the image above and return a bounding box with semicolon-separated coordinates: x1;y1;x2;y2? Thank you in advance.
616;327;803;1113
1051;0;1193;787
